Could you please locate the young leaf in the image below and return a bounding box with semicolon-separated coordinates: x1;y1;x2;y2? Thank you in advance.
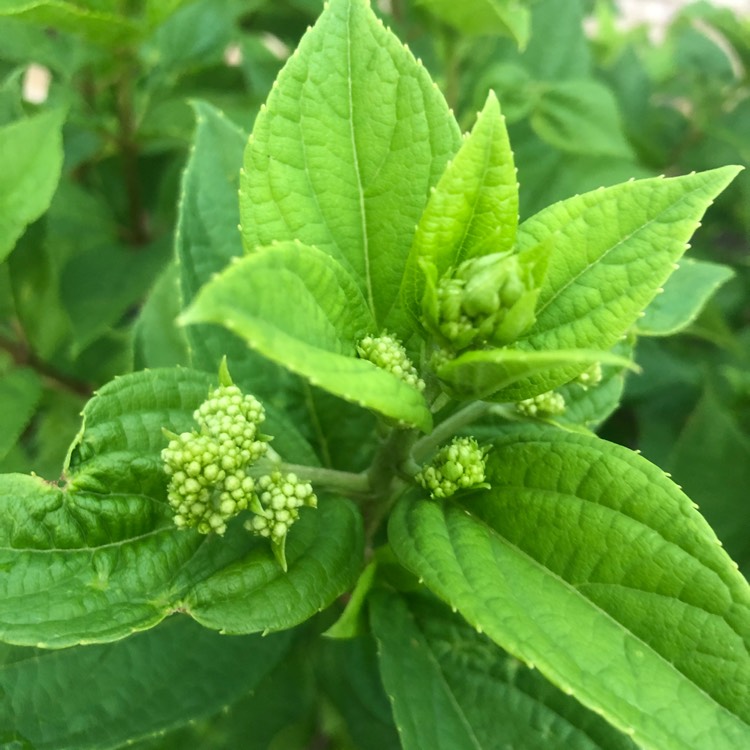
0;368;362;647
371;591;639;750
0;108;64;262
401;91;518;332
240;0;461;332
416;0;530;48
436;347;633;401
389;424;750;750
0;618;292;750
182;242;432;431
493;166;741;401
636;258;735;337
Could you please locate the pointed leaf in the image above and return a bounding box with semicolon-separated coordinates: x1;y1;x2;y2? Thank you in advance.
389;425;750;750
402;91;518;331
637;258;735;337
0;109;64;262
495;167;741;401
371;591;638;750
240;0;461;331
436;347;633;401
183;242;432;431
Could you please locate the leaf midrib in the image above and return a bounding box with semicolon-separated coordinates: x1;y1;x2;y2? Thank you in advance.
531;179;711;323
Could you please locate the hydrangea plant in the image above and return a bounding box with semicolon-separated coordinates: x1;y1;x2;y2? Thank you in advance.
1;1;748;748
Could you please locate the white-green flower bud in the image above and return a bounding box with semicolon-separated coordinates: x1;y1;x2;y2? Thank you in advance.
416;437;489;499
357;333;425;392
516;390;566;418
574;362;603;390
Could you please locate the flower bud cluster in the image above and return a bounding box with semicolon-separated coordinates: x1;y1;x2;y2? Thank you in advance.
162;385;268;535
516;390;566;419
416;436;489;499
426;250;542;351
244;471;317;543
575;362;603;390
357;333;425;392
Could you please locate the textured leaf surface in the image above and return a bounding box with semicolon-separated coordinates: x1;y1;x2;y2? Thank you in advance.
184;242;432;431
402;91;517;330
0;109;64;262
240;0;461;330
436;347;632;401
389;425;750;750
495;167;740;400
0;368;362;646
637;258;735;336
417;0;530;47
0;618;292;750
371;591;638;750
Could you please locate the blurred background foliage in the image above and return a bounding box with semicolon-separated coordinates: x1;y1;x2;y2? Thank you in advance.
0;1;748;745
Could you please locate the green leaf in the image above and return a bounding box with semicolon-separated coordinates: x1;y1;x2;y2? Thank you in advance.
317;634;401;750
371;591;638;750
402;91;518;332
531;80;634;158
0;109;64;262
183;242;432;431
436;347;634;401
240;0;461;332
0;618;292;750
134;262;190;369
495;166;741;401
0;1;139;45
389;425;750;750
637;258;735;337
0;368;363;647
416;0;530;48
176;101;296;403
0;367;42;461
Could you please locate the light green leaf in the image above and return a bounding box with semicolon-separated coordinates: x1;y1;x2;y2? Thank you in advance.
531;80;634;158
240;0;461;331
389;425;750;750
0;367;42;461
0;618;292;750
417;0;530;48
436;347;634;401
371;591;638;750
183;242;432;431
637;258;735;336
0;368;362;647
402;91;518;332
0;109;64;262
0;0;138;45
495;166;741;401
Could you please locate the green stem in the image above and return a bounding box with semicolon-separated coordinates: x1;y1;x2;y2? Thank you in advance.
279;463;372;498
412;400;492;463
